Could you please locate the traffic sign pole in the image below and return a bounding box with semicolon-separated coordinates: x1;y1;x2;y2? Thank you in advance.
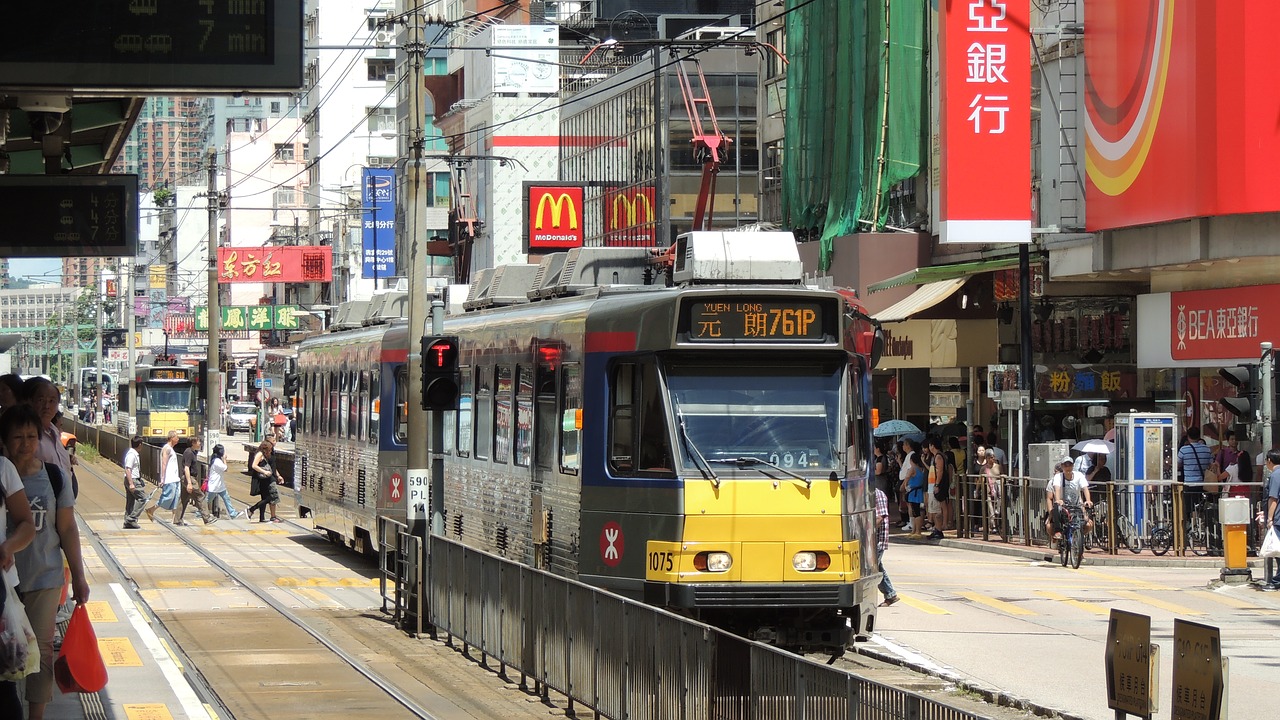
1262;342;1274;452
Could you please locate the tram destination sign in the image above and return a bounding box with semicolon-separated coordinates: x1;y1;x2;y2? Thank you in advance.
0;175;137;258
686;300;826;342
0;2;302;92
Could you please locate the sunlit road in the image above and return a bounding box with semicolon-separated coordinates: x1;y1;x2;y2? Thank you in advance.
872;541;1279;720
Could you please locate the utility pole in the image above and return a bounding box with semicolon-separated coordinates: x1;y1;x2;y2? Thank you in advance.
95;269;104;421
1262;341;1274;452
205;148;222;452
126;260;136;436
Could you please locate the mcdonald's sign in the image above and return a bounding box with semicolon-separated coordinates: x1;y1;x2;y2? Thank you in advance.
604;186;657;247
525;184;584;251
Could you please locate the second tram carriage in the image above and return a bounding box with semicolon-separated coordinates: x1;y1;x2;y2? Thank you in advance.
119;363;202;443
296;232;882;649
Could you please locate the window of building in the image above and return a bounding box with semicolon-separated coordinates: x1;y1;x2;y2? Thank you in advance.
367;106;396;134
274;143;295;162
427;172;450;207
367;58;395;81
273;188;299;209
270;101;282;115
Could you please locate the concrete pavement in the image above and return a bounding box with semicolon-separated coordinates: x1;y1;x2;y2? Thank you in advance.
867;538;1280;720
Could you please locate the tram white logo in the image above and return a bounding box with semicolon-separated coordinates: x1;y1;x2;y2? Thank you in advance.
604;527;620;560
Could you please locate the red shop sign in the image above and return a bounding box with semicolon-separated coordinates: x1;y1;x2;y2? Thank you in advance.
939;0;1032;244
216;246;333;284
1170;285;1277;361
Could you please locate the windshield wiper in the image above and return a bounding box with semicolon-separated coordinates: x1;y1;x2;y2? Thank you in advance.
674;403;719;487
708;456;812;488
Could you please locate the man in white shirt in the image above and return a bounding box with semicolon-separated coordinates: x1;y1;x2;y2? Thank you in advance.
1046;457;1092;539
122;436;147;529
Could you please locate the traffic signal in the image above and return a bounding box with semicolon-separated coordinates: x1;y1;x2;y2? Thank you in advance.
421;335;460;411
284;372;300;397
1219;364;1259;421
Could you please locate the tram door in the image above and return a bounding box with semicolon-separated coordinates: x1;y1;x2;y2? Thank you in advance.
1114;413;1176;531
530;343;562;570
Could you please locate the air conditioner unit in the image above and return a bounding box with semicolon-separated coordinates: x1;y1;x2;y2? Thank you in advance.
374;30;393;45
385;71;397;84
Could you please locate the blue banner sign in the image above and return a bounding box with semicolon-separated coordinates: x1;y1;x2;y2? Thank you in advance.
361;167;396;279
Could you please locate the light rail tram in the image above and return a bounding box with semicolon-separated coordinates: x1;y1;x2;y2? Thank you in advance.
295;232;883;650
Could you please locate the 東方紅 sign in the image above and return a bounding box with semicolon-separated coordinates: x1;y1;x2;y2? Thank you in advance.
939;0;1031;244
1170;284;1277;361
217;246;333;284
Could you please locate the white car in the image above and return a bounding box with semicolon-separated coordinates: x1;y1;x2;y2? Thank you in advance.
224;402;258;435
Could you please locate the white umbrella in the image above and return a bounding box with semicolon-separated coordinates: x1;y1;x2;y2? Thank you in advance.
1072;438;1114;455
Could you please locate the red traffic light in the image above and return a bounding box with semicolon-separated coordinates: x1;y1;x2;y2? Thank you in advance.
423;337;458;369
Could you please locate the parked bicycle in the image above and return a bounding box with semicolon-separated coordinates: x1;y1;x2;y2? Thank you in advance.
1089;499;1143;554
1147;493;1174;556
1183;496;1219;557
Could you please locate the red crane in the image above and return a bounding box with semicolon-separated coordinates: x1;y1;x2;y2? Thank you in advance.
673;53;732;232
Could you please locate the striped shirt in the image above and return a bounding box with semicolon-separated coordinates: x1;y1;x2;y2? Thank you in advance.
874;488;889;553
1177;441;1214;484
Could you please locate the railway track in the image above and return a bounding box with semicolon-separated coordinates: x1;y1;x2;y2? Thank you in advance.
72;456;553;719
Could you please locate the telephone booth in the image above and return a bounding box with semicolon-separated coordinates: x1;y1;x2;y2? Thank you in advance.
1113;413;1177;532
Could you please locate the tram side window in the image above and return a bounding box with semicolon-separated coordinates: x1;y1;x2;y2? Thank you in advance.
369;370;380;446
560;363;581;472
358;371;369;441
494;365;512;464
456;367;471;457
395;366;409;443
348;370;359;440
514;366;532;467
474;367;491;460
534;363;557;471
608;360;673;476
330;372;340;435
339;371;350;439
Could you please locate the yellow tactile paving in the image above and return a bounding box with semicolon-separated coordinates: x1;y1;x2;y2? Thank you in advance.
292;587;336;605
156;579;225;589
124;704;175;720
274;577;381;587
1112;589;1203;616
85;600;118;623
1034;589;1111;615
956;590;1036;616
896;594;950;615
99;637;144;667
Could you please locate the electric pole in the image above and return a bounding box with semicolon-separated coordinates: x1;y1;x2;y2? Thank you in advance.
206;148;222;451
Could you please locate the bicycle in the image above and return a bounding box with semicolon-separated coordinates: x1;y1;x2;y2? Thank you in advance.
1057;503;1085;569
1183;496;1217;557
1090;499;1143;554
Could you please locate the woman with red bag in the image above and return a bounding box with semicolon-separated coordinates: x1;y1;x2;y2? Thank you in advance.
2;404;89;720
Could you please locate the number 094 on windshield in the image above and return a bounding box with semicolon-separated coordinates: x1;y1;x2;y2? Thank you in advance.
686;300;826;341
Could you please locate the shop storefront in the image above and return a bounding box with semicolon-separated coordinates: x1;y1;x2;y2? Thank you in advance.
874;318;997;436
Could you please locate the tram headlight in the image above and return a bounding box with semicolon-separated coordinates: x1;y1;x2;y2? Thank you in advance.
693;551;733;572
793;551;831;572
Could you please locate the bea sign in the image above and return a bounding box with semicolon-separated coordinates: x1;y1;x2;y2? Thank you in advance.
525;184;584;251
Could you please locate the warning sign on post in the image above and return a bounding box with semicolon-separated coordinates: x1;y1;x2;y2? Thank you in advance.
1172;619;1224;720
1105;609;1157;717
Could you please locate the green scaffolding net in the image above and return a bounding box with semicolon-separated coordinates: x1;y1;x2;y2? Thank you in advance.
782;0;926;270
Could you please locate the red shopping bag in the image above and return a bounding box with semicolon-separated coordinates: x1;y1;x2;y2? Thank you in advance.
54;605;108;693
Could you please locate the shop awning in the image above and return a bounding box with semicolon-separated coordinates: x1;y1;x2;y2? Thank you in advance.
872;277;968;322
866;255;1024;293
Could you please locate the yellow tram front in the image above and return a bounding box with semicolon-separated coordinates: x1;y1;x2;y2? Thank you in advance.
131;365;200;442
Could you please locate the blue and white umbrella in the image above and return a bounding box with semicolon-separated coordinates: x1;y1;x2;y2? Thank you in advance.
873;419;922;438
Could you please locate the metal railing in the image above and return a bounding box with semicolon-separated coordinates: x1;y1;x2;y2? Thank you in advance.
76;418;991;720
956;473;1269;557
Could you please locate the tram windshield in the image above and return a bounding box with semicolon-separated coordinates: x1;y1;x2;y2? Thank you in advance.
141;385;195;412
666;359;843;472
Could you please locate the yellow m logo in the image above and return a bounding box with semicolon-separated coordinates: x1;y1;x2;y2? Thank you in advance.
535;193;578;230
611;191;654;229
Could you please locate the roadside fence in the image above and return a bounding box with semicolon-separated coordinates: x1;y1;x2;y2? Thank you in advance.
956;473;1269;557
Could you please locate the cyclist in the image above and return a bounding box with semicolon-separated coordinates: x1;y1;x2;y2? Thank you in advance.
1046;456;1093;540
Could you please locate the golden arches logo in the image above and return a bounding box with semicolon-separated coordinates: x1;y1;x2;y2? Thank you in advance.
534;192;579;230
1084;0;1176;197
611;191;653;229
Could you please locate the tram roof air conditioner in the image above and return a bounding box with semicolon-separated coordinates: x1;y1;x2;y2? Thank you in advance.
672;231;804;285
534;247;653;299
464;264;540;309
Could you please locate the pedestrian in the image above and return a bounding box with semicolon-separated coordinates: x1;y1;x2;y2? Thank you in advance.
0;373;23;413
148;430;182;522
1261;451;1280;590
1178;426;1214;523
205;444;241;520
175;437;214;526
2;403;90;720
902;447;927;539
20;377;76;497
246;439;284;523
0;448;37;717
874;486;899;607
122;436;147;529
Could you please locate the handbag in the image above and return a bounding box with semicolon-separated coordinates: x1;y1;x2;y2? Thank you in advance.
0;573;39;681
54;604;108;693
1262;525;1280;559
